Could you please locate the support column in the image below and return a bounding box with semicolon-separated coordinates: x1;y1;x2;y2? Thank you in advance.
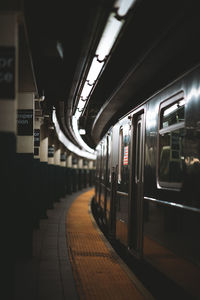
54;140;61;166
16;92;34;257
34;117;41;160
89;160;93;169
40;123;48;162
39;122;49;215
0;12;18;300
78;158;83;168
66;153;72;193
59;145;67;197
60;147;66;167
17;92;34;153
66;153;72;167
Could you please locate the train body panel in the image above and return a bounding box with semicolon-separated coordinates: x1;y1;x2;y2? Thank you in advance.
95;63;200;298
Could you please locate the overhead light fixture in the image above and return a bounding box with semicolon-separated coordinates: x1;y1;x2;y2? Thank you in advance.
79;129;86;135
52;110;96;159
71;0;137;152
114;0;136;17
74;109;82;119
77;99;86;111
72;116;95;154
80;82;94;99
86;57;104;85
95;13;124;61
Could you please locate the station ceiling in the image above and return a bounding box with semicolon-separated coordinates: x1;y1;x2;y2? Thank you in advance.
10;0;200;149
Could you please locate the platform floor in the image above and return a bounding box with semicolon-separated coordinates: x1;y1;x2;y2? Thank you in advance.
14;188;153;300
66;189;153;300
14;190;82;300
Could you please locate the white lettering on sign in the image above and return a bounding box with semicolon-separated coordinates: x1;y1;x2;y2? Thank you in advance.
0;72;13;83
0;58;14;68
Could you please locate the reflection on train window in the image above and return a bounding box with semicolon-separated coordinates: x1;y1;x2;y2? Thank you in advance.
159;98;185;189
161;99;185;128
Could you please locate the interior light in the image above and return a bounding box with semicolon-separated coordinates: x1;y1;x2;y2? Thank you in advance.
86;57;104;85
114;0;136;17
81;81;94;99
95;13;124;61
79;129;86;135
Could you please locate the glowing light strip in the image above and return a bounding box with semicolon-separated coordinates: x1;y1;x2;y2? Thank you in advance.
72;0;136;152
114;0;136;17
95;12;124;61
53;111;96;160
72;116;95;154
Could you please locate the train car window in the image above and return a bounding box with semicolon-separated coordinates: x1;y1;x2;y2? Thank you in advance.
158;95;185;189
118;128;123;183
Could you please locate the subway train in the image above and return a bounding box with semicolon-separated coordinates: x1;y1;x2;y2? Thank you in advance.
94;63;200;298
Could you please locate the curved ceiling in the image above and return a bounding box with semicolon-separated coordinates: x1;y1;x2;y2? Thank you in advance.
14;0;200;150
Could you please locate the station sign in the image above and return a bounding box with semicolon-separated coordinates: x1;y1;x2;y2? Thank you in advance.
60;153;66;161
48;145;54;157
34;147;39;156
17;109;33;135
0;47;15;99
83;160;88;166
72;158;78;165
34;129;40;146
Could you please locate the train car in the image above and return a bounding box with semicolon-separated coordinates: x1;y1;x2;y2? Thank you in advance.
94;63;200;298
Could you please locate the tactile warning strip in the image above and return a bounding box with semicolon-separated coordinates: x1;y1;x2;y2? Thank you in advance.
66;189;151;300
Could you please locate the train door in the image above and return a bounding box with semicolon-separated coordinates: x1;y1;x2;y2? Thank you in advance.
129;111;145;257
104;133;112;224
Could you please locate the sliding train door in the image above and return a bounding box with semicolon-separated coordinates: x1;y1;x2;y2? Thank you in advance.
129;111;145;256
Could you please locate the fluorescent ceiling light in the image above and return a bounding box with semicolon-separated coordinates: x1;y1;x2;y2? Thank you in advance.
74;109;82;119
79;129;86;135
77;100;85;111
72;116;95;154
81;81;94;99
114;0;136;17
86;57;104;85
52;111;96;159
95;13;124;61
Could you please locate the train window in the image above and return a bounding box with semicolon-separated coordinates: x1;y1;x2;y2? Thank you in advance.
158;95;185;189
161;98;185;128
118;128;123;183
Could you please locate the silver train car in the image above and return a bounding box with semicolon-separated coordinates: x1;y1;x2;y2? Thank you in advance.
94;63;200;298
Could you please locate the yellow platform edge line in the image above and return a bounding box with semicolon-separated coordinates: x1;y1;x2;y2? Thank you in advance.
88;196;154;300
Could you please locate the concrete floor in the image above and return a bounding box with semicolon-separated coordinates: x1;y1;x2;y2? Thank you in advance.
14;189;90;300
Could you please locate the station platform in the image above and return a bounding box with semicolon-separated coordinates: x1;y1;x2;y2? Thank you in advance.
14;188;153;300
